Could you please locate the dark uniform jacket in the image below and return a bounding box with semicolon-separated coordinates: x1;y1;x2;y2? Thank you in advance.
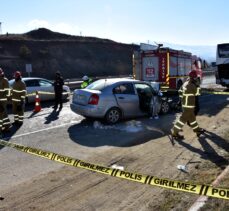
54;77;64;94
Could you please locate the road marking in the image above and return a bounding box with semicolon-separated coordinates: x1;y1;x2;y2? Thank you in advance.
4;120;81;140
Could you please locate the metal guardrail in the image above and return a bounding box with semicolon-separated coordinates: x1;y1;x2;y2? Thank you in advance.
64;75;132;90
64;72;216;90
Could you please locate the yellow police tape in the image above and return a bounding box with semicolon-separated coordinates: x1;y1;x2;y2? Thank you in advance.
0;139;228;200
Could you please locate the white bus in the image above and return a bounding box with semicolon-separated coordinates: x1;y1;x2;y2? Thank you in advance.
216;43;229;88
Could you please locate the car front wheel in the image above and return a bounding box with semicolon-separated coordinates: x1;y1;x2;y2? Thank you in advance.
160;100;170;114
105;107;121;124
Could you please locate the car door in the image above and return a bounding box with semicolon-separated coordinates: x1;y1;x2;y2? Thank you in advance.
134;83;153;115
38;79;55;101
113;82;141;117
24;79;40;103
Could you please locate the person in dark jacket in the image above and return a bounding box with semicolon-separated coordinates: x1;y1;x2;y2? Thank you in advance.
53;71;64;110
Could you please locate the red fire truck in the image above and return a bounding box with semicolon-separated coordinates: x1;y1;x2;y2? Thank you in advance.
133;45;203;90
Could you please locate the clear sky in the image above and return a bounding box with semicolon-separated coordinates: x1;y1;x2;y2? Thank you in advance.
1;0;228;46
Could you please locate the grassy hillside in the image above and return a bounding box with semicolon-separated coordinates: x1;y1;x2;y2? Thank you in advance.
0;28;139;80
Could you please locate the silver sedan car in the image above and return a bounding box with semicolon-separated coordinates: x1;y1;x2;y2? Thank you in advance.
70;78;169;124
9;77;70;103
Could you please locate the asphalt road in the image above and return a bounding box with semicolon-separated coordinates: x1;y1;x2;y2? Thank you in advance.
0;74;228;210
1;99;170;191
0;74;220;192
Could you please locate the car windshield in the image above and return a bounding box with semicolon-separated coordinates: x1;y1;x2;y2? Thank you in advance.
39;80;52;87
86;79;111;91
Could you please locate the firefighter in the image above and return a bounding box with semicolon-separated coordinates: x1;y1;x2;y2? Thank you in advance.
171;70;204;140
0;68;11;132
11;71;27;125
81;75;92;89
53;71;64;110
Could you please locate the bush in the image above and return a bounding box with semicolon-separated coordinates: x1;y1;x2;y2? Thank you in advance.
19;45;31;59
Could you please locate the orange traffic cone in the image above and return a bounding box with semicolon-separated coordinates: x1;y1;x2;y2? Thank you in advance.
34;91;41;112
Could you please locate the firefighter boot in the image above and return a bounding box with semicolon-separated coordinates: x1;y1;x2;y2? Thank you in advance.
171;129;184;140
196;128;205;137
2;124;12;133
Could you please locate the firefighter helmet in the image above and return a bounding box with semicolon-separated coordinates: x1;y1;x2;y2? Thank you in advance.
82;75;89;81
14;71;22;78
188;71;198;79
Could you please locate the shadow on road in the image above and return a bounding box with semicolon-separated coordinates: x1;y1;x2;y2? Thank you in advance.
199;94;229;117
67;93;228;148
7;99;69;114
44;109;61;124
67;114;175;147
176;130;229;169
0;123;22;150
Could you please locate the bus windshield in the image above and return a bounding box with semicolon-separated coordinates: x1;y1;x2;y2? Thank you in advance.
218;44;229;58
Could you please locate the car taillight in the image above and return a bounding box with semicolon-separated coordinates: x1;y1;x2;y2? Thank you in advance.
88;94;99;105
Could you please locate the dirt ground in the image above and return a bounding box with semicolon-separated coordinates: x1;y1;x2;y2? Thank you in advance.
0;93;228;211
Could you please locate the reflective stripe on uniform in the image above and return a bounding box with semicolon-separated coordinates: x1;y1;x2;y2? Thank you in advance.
3;118;10;124
183;94;195;96
12;89;26;93
177;120;185;126
12;99;21;102
3;121;11;126
182;105;195;108
190;121;197;126
192;125;199;130
174;125;182;130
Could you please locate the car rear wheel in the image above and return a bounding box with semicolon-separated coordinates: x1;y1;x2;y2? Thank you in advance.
105;107;121;124
160;100;170;114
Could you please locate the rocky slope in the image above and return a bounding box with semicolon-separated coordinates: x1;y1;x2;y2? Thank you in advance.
0;28;138;80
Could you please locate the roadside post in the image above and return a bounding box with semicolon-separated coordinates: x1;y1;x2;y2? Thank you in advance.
26;64;32;77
